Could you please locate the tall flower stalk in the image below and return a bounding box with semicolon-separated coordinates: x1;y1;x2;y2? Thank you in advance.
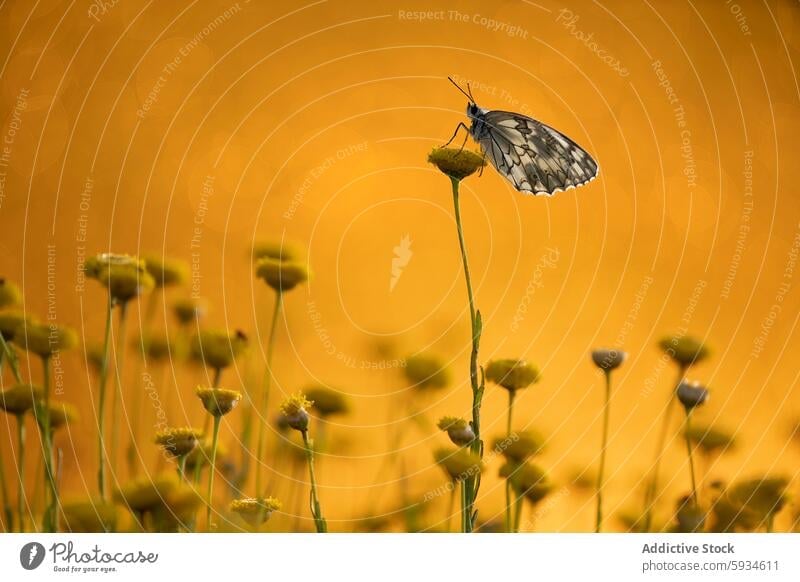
253;249;308;497
429;147;486;532
590;349;627;532
196;387;242;528
676;380;709;507
15;322;77;532
642;335;709;530
280;393;327;532
84;254;154;498
485;358;540;532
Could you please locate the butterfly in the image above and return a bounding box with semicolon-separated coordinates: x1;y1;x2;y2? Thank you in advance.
445;78;599;196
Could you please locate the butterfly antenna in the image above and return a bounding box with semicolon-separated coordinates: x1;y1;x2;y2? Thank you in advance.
448;76;475;103
466;82;475;103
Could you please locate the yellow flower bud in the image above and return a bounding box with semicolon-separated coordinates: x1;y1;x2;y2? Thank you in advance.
255;257;310;292
428;148;486;181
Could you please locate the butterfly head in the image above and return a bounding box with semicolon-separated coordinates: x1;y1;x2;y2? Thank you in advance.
466;102;480;119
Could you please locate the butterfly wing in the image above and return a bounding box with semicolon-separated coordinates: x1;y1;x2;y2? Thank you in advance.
476;110;599;195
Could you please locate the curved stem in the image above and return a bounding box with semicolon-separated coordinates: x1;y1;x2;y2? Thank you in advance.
0;333;22;383
595;370;612;532
451;177;483;533
684;411;698;506
110;301;129;481
642;364;686;531
206;414;221;529
16;415;26;532
255;291;282;497
302;429;327;532
97;294;114;499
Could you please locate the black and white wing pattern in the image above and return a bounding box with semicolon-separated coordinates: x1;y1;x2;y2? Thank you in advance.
475;110;599;196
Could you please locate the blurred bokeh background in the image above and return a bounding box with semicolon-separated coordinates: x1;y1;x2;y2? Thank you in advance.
1;0;799;532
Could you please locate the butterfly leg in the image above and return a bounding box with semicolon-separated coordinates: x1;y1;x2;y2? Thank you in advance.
478;151;487;176
442;122;470;148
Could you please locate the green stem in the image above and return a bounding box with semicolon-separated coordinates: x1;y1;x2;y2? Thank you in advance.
302;429;327;532
0;433;10;531
97;294;114;499
451;177;483;533
0;333;22;383
128;290;160;478
460;479;467;533
684;411;698;506
16;415;26;532
595;370;612;532
505;390;516;532
513;491;524;532
255;292;282;497
206;414;221;529
178;455;188;481
642;364;686;531
110;301;129;481
38;355;57;532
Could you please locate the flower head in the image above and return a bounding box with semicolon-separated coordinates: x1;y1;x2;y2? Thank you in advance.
728;476;789;522
85;343;105;373
591;348;627;372
428;148;486;181
142;255;188;288
437;416;475;446
45;402;79;431
0;383;42;415
279;393;313;432
60;498;118;533
433;447;483;482
137;333;178;362
659;334;710;368
494;429;545;462
404;354;450;390
113;473;180;513
500;461;551;503
155;427;203;457
252;240;304;262
485;359;540;392
190;328;247;371
151;486;204;530
0;278;21;309
14;322;77;358
684;424;735;456
185;439;229;472
304;384;349;418
676;380;709;411
230;497;282;527
84;253;154;303
196;387;242;417
255;257;310;292
173;297;206;325
0;311;37;341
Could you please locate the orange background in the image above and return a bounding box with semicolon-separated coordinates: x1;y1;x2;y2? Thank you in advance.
1;0;799;531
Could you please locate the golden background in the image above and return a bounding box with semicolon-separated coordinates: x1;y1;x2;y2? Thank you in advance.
1;0;799;531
